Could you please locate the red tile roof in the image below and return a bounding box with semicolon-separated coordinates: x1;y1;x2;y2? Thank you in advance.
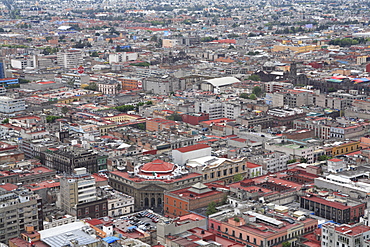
174;144;210;153
141;159;175;173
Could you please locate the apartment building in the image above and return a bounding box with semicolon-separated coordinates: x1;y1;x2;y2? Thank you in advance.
0;96;25;113
60;168;97;216
0;189;43;243
194;101;241;120
108;52;138;64
248;151;289;173
57;50;83;68
321;222;370;247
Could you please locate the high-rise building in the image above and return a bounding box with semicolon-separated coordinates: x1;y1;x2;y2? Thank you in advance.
0;188;43;243
57;50;83;69
60;168;97;216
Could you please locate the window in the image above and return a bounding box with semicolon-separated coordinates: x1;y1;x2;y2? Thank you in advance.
102;204;106;210
217;226;221;231
85;208;89;214
223;170;227;176
95;205;99;212
211;223;214;229
204;174;208;180
217;171;221;177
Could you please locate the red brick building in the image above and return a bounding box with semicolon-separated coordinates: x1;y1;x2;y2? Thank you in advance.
182;113;209;125
146;118;179;132
164;182;228;217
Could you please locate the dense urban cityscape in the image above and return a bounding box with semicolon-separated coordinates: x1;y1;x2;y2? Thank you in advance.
0;0;370;246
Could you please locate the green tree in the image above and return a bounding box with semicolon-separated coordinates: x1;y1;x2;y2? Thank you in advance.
318;155;331;161
167;113;182;121
61;106;69;115
239;93;249;99
282;242;291;247
1;118;9;124
234;217;240;222
300;157;308;163
145;101;153;105
249;94;257;100
136;123;145;130
287;159;297;164
116;83;122;91
248;74;261;81
84;82;98;91
90;51;99;57
252;86;262;97
206;201;217;216
46;115;62;123
234;173;244;182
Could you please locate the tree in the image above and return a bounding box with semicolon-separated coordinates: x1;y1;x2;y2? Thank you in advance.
108;38;113;44
248;75;261;81
239;93;249;99
145;101;153;105
287;159;297;164
234;173;244;182
1;118;9;124
84;82;98;91
249;94;257;100
206;201;217;216
300;157;308;163
167;113;182;121
137;123;145;130
318;155;331;161
61;106;69;115
282;242;291;247
116;83;122;92
252;86;263;97
234;217;240;222
90;51;99;57
46;115;62;123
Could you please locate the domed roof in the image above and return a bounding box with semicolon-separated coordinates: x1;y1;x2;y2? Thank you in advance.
141;159;175;173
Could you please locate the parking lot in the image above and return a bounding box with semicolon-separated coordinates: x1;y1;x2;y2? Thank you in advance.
117;210;164;232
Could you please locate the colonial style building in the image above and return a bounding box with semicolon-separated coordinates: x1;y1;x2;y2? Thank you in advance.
109;159;202;210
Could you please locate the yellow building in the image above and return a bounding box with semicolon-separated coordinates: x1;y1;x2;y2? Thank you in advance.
103;113;141;122
272;44;320;53
326;141;360;157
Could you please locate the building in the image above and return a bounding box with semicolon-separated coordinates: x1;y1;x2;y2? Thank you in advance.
172;144;211;166
321;222;370;247
187;156;262;184
143;75;185;95
57;50;83;68
208;209;318;247
106;190;134;217
60;168;98;216
146;118;179;132
248;151;289;173
265;141;314;163
327;158;346;173
49;148;99;174
200;77;240;93
164;182;228;217
194;101;241;120
181;113;209;125
0;96;25;113
108;52;138;64
97;80;119;95
300;195;365;224
267;108;306;127
109;159;202;210
0;188;43;243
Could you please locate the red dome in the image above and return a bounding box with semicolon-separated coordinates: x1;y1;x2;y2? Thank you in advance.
141;159;175;173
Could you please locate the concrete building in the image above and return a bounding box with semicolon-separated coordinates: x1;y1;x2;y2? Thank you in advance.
106;191;134;217
265;141;314;163
327;158;346;173
321;222;370;247
172;144;211;165
194;101;241;120
0;188;43;243
300;195;365;224
248;151;289;173
60;168;97;216
57;50;83;68
0;96;25;113
108;52;138;64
